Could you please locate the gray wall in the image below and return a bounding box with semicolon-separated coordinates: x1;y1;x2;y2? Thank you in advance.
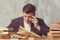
0;0;60;28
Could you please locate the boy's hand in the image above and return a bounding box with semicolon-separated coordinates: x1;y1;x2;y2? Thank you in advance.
31;16;40;30
31;16;39;27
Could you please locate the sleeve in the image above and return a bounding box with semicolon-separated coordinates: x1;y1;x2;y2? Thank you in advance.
38;19;50;36
7;20;19;32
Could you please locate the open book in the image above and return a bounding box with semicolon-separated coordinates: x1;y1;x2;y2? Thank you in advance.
17;26;41;37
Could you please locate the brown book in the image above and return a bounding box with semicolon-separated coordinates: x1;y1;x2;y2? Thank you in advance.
50;22;60;30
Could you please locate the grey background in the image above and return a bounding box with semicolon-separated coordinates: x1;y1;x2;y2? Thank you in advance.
0;0;60;28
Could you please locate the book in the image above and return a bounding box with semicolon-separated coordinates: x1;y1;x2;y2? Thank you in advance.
17;26;41;37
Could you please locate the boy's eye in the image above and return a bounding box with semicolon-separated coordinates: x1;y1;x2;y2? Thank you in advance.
24;16;27;17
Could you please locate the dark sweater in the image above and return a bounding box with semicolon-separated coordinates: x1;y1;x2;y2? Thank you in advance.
7;17;49;36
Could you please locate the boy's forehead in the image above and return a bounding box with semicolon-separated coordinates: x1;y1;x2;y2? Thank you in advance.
23;13;33;16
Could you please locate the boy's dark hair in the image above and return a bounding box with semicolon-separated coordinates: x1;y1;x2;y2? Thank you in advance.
23;3;36;15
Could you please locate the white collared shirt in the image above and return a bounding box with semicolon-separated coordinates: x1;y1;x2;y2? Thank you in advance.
24;21;31;32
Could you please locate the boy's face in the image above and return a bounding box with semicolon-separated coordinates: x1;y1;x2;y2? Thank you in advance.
23;12;35;24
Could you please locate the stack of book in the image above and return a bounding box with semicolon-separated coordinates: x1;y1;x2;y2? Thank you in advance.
49;22;60;36
50;22;60;33
0;28;9;39
0;28;8;34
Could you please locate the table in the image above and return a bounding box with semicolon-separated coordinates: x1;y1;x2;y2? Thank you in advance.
0;37;48;40
0;33;60;40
